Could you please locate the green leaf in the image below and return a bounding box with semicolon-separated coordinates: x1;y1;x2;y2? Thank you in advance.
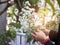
24;0;39;6
32;39;36;44
0;30;16;45
45;0;55;12
29;0;39;4
57;0;60;7
9;22;21;28
6;29;16;40
25;31;33;42
0;32;7;45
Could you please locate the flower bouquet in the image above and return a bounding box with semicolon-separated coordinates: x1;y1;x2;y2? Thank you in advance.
18;0;59;43
7;0;60;43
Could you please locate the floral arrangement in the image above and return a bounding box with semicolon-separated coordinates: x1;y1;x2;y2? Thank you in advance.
19;1;59;32
7;0;60;43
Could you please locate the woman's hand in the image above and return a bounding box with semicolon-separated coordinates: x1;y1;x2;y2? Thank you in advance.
39;25;50;35
31;30;47;42
43;29;50;35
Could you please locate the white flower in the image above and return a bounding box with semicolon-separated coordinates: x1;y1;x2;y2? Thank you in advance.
22;8;26;12
25;6;30;9
14;9;19;15
25;1;31;6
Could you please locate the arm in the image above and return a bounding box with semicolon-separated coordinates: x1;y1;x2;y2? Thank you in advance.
45;40;55;45
44;29;57;42
44;30;57;45
49;30;57;42
31;30;55;45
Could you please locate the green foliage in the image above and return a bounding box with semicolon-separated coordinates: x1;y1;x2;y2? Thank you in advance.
0;32;7;45
0;30;16;45
7;5;16;17
24;0;40;6
25;31;33;42
9;22;21;28
6;29;16;40
29;0;39;5
45;0;55;12
26;31;36;43
57;0;60;7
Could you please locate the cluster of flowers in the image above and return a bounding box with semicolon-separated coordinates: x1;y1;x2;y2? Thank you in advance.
7;0;60;33
19;1;59;32
6;0;60;43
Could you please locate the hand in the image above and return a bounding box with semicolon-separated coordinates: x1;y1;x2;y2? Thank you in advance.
39;25;50;35
31;30;47;42
43;29;50;35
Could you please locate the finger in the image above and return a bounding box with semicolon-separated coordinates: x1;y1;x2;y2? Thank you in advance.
31;33;38;41
31;33;36;38
31;30;37;35
40;25;46;29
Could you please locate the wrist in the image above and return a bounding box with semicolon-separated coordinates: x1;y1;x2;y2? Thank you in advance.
42;36;50;44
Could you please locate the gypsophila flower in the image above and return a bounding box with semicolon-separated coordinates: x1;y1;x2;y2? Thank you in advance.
25;1;31;6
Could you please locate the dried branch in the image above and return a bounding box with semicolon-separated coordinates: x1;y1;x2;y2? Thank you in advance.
14;0;24;11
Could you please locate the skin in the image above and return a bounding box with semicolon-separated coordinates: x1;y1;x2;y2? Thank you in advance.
31;30;47;42
31;26;50;43
44;29;50;35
